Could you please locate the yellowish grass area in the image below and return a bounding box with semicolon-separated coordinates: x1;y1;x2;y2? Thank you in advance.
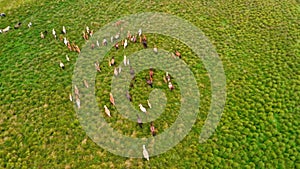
0;0;34;11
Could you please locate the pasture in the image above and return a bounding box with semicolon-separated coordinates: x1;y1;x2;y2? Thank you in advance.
0;0;299;168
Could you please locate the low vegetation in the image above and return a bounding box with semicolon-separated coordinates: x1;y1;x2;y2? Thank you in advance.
0;0;299;168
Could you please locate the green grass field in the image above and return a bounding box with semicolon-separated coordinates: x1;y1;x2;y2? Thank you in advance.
0;0;299;168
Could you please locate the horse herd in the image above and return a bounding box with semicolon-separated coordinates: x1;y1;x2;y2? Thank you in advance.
1;12;183;160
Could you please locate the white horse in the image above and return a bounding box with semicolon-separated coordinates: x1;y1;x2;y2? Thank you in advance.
2;26;10;33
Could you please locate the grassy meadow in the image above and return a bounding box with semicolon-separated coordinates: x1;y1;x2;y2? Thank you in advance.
0;0;299;168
